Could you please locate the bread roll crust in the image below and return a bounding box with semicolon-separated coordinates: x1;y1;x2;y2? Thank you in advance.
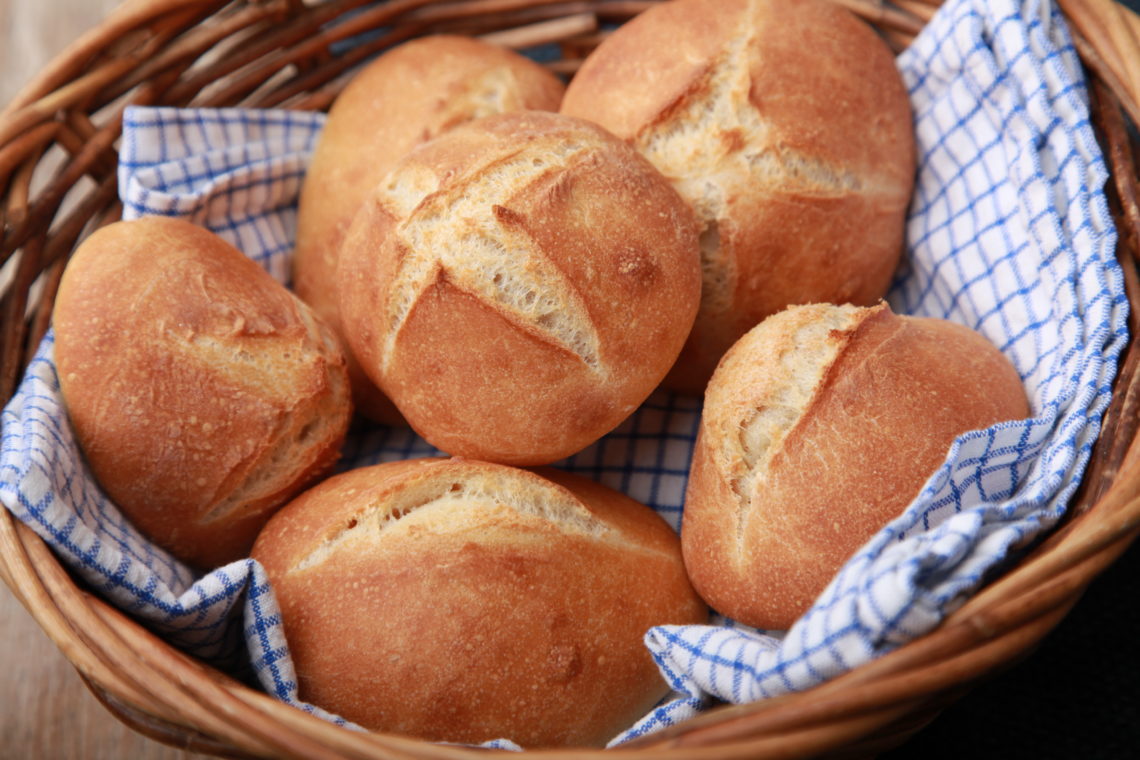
561;0;915;392
252;458;707;747
294;35;565;423
338;111;701;464
53;216;351;568
682;303;1030;629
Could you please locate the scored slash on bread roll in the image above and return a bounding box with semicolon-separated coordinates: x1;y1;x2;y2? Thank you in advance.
338;110;702;465
294;35;565;425
561;0;916;394
52;216;352;569
681;303;1030;630
251;457;708;748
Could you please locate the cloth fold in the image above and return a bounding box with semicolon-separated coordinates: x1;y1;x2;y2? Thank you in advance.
0;0;1127;747
617;0;1126;740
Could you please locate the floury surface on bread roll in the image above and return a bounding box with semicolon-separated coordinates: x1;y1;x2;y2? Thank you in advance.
53;217;352;569
561;0;916;394
294;35;565;425
682;303;1030;630
338;111;702;465
251;458;708;747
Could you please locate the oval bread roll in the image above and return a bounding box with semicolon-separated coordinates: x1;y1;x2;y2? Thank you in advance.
294;35;565;424
561;0;915;393
251;457;708;747
338;111;702;465
53;217;352;569
681;303;1030;630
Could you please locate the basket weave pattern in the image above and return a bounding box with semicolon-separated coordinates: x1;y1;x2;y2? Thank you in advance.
2;1;1140;757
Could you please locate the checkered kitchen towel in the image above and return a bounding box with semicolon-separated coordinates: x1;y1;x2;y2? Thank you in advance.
0;0;1127;747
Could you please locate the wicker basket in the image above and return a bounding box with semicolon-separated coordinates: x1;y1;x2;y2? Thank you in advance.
2;0;1140;757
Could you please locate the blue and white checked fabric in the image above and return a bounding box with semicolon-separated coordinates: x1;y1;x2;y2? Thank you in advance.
0;0;1127;747
619;0;1128;740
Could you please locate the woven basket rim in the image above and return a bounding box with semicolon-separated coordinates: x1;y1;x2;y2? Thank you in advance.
2;1;1140;758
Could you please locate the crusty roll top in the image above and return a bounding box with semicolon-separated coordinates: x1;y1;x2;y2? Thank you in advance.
683;303;1030;629
253;458;708;747
562;0;915;392
294;34;565;323
53;216;351;568
348;112;698;375
339;111;701;464
566;0;913;192
257;459;684;576
294;35;565;423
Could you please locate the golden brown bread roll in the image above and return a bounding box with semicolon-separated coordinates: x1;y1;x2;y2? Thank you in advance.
294;35;565;424
338;110;702;465
561;0;916;393
681;303;1030;630
251;457;708;747
53;216;352;569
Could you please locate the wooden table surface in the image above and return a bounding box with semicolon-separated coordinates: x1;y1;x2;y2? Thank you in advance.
3;1;1140;759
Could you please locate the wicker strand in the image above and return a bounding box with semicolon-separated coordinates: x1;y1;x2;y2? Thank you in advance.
1072;83;1140;515
1;112;124;268
0;156;40;380
0;122;60;200
891;0;938;22
0;17;189;151
632;333;1140;748
480;13;599;48
636;503;1140;750
409;0;590;22
832;0;926;34
638;602;1077;756
416;0;619;32
0;521;177;731
94;0;297;109
85;681;263;760
22;258;66;366
2;147;36;234
159;0;397;106
0;236;42;409
194;0;456;107
1070;317;1140;514
25;197;121;361
1061;0;1140;127
19;528;300;759
0;0;227;117
37;174;121;288
1096;81;1140;266
55;124;118;182
250;25;429;109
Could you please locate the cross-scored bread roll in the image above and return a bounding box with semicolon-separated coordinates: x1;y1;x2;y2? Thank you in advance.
338;111;702;465
53;216;352;569
682;303;1030;630
294;35;565;424
251;457;708;747
561;0;915;393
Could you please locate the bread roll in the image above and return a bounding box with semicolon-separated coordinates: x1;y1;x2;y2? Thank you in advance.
53;216;352;569
251;457;707;747
294;35;565;424
682;303;1030;630
561;0;915;393
338;111;701;465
